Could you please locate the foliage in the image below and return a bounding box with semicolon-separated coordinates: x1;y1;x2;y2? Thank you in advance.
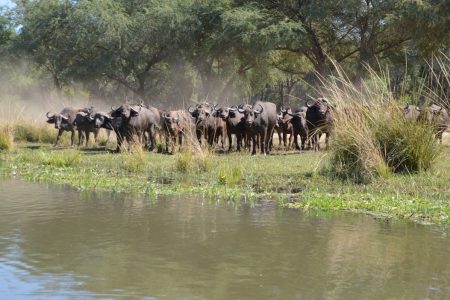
3;0;446;105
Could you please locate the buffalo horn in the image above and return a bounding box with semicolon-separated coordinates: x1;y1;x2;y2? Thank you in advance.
131;105;141;113
254;104;264;114
188;106;195;113
229;106;237;112
111;106;119;111
46;112;54;119
61;114;69;120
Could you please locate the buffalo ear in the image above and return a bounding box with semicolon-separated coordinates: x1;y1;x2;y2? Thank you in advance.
46;118;55;124
306;100;314;108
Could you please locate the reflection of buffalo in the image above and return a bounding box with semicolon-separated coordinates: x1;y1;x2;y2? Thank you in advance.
161;110;194;153
239;101;277;155
46;107;91;147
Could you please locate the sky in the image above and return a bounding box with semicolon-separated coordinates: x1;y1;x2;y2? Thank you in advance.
0;0;13;8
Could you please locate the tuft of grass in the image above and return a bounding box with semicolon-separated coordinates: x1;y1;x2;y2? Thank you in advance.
0;125;13;151
217;164;243;186
321;64;442;183
174;150;192;173
122;146;148;173
37;150;82;167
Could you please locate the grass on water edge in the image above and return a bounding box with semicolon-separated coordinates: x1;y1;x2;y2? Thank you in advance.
0;143;449;225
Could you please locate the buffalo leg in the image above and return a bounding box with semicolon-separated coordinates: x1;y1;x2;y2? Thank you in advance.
70;129;76;147
251;134;257;156
228;132;233;151
54;129;63;146
293;131;300;150
85;129;90;147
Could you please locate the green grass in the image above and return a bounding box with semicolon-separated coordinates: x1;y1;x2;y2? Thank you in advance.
0;143;449;224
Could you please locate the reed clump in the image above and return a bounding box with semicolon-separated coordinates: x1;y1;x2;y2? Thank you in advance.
322;66;442;183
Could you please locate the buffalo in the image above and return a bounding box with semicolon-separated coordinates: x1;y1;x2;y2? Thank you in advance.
188;103;215;143
161;110;194;153
46;107;91;147
277;106;294;149
73;107;100;146
419;104;449;143
306;97;333;151
404;104;421;121
110;104;160;152
205;108;227;148
238;101;277;155
217;106;246;151
287;107;309;150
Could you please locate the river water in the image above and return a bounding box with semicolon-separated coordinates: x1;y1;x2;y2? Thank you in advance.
0;179;448;299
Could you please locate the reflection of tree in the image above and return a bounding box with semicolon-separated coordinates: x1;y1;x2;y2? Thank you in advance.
1;180;449;299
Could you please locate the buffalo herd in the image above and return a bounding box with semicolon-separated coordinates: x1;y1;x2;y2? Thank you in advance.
45;99;449;154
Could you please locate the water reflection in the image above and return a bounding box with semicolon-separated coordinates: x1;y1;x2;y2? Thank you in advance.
0;179;448;299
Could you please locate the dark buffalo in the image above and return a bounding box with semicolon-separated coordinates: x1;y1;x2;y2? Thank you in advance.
205;108;227;148
419;104;449;143
73;107;100;146
161;110;194;153
277;106;294;149
306;97;333;151
46;107;90;146
238;101;277;155
188;103;215;143
287;107;309;150
217;106;246;151
110;104;160;152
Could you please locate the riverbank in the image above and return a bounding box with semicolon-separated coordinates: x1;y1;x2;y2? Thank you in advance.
1;143;449;224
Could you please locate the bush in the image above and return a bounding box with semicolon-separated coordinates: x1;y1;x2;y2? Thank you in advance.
13;123;57;144
323;66;442;183
0;126;13;151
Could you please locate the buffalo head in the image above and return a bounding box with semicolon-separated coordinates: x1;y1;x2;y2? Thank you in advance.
47;112;69;129
238;104;263;127
111;104;141;119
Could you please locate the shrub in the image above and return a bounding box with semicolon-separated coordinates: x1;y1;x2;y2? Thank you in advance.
0;126;13;151
217;164;242;186
175;151;192;173
322;65;442;183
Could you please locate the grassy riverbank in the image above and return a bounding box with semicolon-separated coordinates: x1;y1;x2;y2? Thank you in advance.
0;142;449;224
